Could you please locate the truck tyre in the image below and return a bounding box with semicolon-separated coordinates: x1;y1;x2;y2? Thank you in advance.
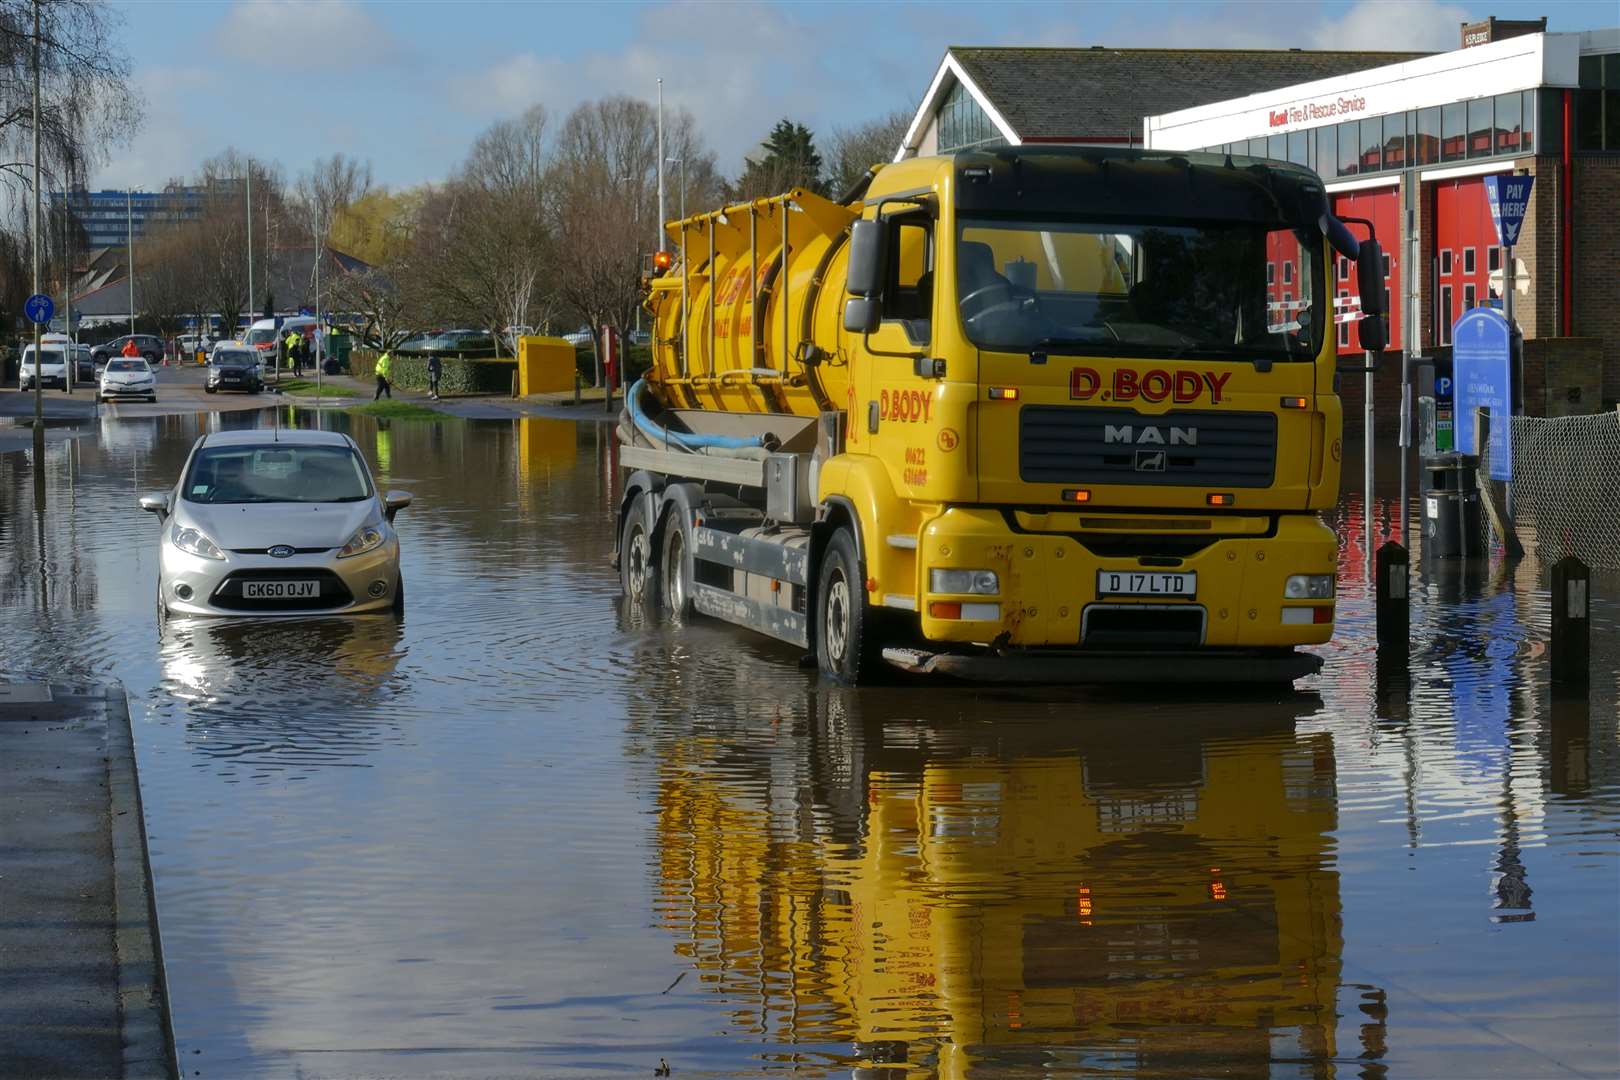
660;507;695;621
817;528;875;683
619;492;661;608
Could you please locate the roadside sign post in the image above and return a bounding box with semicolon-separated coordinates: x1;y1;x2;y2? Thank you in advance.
1483;175;1532;411
25;293;53;421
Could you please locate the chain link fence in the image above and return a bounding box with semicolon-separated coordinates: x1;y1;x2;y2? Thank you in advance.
1479;410;1620;570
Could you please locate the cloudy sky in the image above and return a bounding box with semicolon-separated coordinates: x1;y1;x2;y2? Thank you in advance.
103;0;1615;192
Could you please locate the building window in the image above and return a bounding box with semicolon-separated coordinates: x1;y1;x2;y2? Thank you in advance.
1442;102;1467;161
1495;91;1523;154
1267;133;1285;160
1267;262;1275;285
1464;247;1476;274
1315;124;1336;179
1338;291;1350;348
1441;249;1453;275
1383;111;1408;169
937;79;1000;152
1465;283;1477;310
1575;53;1620;151
1283;260;1293;285
1288;130;1308;166
1522;90;1538;153
1338;257;1348;282
1440;285;1453;343
1416;106;1441;165
1382;253;1391;278
1468;98;1494;158
1360;116;1383;173
1489;247;1501;272
1385;288;1392;318
1338;119;1360;176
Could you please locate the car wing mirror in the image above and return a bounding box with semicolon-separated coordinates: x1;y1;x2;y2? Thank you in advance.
384;491;412;522
139;493;169;517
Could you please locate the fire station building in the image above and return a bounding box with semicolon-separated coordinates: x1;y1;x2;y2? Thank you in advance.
1144;22;1620;416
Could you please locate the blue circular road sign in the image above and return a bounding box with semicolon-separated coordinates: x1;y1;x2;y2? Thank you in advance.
24;293;54;325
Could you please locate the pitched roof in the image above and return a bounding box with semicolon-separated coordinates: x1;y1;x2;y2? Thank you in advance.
945;46;1433;142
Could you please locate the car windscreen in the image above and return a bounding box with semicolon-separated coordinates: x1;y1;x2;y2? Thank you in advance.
955;217;1324;361
213;351;255;366
245;328;277;347
105;359;147;372
183;445;374;505
23;349;66;365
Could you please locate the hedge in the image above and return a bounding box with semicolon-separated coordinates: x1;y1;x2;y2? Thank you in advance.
352;350;516;395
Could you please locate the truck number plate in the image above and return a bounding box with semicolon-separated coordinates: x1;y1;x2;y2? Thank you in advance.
243;580;319;599
1096;571;1196;598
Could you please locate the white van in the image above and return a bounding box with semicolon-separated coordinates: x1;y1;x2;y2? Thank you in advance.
19;340;69;390
246;317;319;361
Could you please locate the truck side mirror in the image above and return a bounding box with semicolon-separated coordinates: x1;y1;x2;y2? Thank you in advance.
1357;239;1386;316
844;297;880;334
1358;313;1388;353
845;219;885;297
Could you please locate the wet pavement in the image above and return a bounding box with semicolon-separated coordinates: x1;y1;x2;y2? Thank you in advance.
0;410;1616;1078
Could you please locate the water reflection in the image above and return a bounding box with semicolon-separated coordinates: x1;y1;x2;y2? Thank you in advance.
640;680;1376;1077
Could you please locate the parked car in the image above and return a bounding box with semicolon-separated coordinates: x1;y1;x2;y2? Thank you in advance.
205;346;263;394
91;334;165;364
177;333;215;357
75;344;95;383
18;343;68;390
139;428;412;616
98;357;158;402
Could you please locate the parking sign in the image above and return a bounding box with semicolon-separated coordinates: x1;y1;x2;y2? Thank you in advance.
1483;175;1534;247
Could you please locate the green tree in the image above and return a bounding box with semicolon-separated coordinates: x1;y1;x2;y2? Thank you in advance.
734;118;825;199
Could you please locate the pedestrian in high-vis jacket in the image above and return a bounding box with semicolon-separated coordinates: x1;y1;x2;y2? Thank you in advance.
374;350;393;400
284;329;303;376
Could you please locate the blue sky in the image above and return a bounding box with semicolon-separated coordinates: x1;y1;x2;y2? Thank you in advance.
104;0;1616;193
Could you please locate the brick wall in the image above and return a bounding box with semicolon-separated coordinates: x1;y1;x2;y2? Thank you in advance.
1572;156;1620;404
1523;337;1605;417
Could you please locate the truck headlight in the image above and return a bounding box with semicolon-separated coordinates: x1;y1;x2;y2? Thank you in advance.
171;524;224;561
930;568;999;595
338;524;386;559
1284;574;1335;599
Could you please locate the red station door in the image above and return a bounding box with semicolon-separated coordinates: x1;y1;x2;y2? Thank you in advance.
1331;187;1401;356
1432;176;1508;347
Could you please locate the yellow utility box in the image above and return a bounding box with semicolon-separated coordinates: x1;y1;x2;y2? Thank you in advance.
517;336;576;396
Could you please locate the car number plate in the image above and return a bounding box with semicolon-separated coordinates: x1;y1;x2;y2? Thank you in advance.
1096;570;1196;598
243;580;319;599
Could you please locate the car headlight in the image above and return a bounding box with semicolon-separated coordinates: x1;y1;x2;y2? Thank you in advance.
171;524;224;561
1284;574;1335;599
337;524;386;559
929;568;1000;595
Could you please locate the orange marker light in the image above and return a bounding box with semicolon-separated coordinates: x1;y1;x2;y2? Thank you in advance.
652;251;674;271
1280;395;1309;409
1062;489;1091;503
987;386;1020;400
1207;493;1235;507
928;601;962;619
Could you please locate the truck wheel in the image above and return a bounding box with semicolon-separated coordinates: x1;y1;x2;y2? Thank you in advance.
817;528;875;683
619;492;661;608
660;509;695;620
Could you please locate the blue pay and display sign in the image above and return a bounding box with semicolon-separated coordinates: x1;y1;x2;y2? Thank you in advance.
23;293;54;325
1452;307;1513;481
1483;174;1534;247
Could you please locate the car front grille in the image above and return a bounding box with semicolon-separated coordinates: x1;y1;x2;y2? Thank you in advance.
209;569;353;611
1020;406;1277;488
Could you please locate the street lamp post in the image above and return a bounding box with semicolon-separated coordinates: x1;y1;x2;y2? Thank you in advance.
126;188;135;336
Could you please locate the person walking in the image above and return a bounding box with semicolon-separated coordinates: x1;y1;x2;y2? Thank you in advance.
427;353;442;400
284;328;303;376
374;350;393;400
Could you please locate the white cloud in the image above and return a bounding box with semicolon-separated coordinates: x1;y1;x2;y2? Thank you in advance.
212;0;402;68
1307;0;1473;52
93;66;214;191
1075;0;1472;52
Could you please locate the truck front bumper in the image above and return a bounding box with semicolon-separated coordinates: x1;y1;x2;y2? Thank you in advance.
882;645;1322;684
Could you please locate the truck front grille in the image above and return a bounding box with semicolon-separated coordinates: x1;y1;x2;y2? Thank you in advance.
1020;406;1277;488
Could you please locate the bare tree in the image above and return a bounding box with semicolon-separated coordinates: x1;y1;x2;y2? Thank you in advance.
327;262;419;352
826;108;912;199
295;153;371;366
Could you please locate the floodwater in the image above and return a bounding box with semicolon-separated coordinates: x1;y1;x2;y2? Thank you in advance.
1;410;1616;1079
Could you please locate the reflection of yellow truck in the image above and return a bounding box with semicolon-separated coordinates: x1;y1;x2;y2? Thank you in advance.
618;147;1389;683
654;725;1346;1075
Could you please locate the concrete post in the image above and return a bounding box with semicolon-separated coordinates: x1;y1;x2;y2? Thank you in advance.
1549;556;1589;693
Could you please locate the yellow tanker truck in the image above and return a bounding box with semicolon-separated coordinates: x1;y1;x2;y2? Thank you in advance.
620;146;1388;682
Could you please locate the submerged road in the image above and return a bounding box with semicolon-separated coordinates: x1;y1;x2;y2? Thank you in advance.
0;407;1615;1078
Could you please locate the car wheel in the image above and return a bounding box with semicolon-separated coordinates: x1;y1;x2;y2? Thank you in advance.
205;385;216;394
142;352;157;363
816;527;879;683
618;492;661;608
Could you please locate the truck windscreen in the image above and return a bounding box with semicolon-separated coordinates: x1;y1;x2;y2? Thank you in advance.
956;217;1323;362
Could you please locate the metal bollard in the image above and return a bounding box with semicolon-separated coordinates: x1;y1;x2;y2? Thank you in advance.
1375;541;1409;669
1550;556;1590;693
574;370;582;406
604;373;614;414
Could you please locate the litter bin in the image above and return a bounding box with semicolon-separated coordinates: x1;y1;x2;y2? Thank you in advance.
1422;452;1484;558
327;331;352;373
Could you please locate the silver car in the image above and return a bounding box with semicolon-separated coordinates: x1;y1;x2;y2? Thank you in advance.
99;357;158;402
140;429;412;616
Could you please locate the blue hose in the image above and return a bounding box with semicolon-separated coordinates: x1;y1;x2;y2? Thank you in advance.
626;379;767;451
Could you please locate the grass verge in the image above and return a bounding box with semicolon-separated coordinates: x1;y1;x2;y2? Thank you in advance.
277;379;352;398
345;400;447;420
